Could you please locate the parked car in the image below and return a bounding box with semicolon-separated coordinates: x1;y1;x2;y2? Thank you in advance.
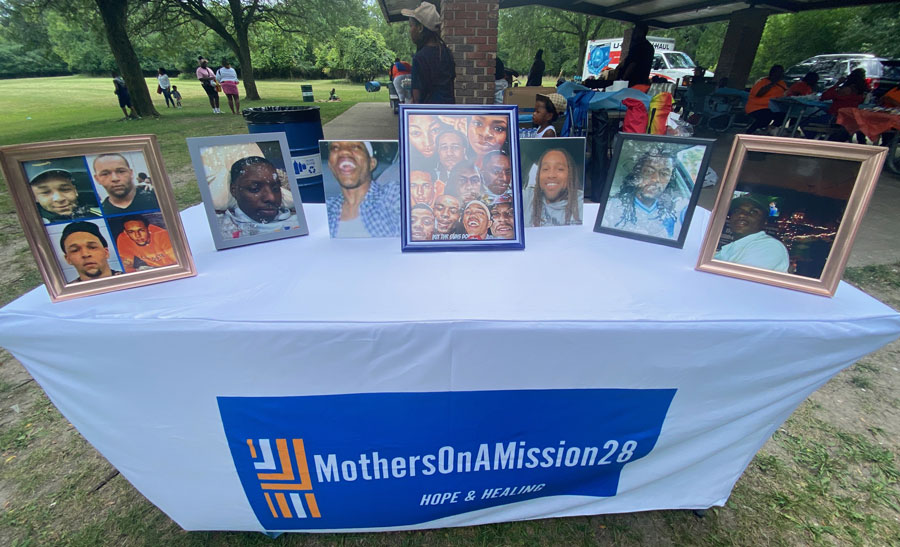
785;54;889;92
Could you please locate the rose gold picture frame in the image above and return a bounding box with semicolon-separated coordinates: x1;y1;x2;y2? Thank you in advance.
0;135;196;302
696;135;886;297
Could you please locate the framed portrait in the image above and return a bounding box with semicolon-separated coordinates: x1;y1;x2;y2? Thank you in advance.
593;133;714;248
519;137;586;227
696;135;886;297
399;104;525;251
186;133;309;250
0;135;196;302
318;140;401;238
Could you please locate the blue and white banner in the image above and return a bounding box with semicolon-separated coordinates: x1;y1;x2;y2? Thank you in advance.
218;389;675;530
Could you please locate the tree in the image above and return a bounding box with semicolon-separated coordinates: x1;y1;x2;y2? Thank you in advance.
153;0;370;99
652;23;727;71
315;26;394;82
542;10;623;73
498;6;625;77
44;10;116;73
94;0;159;117
0;0;68;76
153;0;265;100
374;20;415;63
251;22;314;79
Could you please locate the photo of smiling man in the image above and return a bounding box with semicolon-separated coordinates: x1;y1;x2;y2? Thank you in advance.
320;140;401;238
462;200;492;240
715;193;790;272
520;138;585;227
23;157;101;224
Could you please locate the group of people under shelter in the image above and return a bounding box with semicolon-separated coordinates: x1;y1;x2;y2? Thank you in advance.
744;63;900;142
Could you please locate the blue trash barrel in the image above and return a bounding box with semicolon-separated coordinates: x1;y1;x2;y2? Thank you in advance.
242;106;325;203
364;81;381;93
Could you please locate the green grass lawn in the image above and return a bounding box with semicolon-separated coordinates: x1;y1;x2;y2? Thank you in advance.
0;75;385;207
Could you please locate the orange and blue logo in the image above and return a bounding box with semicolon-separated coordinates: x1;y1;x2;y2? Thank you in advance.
245;438;321;520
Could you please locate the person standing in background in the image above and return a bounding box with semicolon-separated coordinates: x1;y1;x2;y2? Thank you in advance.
112;72;138;120
403;2;456;104
196;57;221;114
171;86;183;108
526;49;545;87
616;23;654;87
494;56;508;104
216;59;241;114
157;68;175;108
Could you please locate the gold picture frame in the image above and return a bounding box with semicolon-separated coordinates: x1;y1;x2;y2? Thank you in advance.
696;135;886;297
0;135;196;302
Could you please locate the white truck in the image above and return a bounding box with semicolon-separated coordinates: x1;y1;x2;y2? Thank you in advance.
581;37;713;84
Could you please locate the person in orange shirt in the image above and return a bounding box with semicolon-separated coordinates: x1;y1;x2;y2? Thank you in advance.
787;72;818;97
745;65;788;134
115;215;177;273
880;86;900;108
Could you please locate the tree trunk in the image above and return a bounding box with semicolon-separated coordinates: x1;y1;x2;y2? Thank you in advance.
234;24;260;100
95;0;160;118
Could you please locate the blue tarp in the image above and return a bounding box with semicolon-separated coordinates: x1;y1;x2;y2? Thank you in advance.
557;81;651;112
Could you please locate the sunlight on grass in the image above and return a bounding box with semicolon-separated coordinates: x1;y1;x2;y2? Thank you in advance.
0;76;385;196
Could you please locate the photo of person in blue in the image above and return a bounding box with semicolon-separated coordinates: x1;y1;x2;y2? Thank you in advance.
601;146;686;239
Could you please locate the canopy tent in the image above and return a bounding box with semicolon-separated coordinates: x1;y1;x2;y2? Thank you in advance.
378;0;898;28
378;0;898;100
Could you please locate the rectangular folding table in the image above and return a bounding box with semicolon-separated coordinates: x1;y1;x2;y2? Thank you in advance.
0;204;896;532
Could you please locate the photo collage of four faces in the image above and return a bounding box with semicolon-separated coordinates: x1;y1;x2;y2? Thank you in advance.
24;152;175;283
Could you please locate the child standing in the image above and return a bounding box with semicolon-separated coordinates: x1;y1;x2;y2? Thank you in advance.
171;86;183;108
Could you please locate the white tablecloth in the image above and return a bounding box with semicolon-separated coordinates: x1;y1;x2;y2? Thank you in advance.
0;204;897;532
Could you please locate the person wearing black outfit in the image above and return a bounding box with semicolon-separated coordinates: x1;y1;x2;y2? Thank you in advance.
616;23;654;87
526;49;545;87
494;56;508;104
403;2;456;104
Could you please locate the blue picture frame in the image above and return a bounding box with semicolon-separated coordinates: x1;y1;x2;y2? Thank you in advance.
399;104;525;252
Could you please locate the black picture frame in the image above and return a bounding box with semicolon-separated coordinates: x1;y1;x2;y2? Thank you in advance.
593;133;714;249
399;104;525;252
